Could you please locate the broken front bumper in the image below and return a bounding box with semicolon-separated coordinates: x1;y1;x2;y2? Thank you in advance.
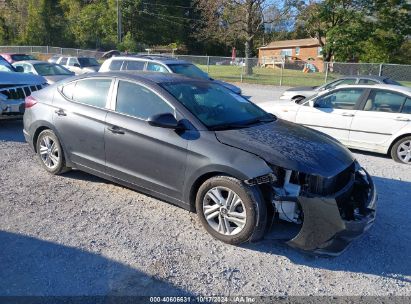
277;168;377;256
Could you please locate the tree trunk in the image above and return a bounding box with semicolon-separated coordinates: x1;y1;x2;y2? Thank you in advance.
245;39;253;76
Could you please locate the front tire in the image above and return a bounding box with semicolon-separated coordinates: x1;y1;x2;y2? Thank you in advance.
391;136;411;165
36;129;70;174
195;176;267;245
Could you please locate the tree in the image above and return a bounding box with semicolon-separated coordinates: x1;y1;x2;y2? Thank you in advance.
358;0;411;63
296;0;366;63
194;0;286;75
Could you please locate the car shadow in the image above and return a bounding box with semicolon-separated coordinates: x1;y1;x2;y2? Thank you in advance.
0;119;25;143
243;176;411;284
0;230;193;297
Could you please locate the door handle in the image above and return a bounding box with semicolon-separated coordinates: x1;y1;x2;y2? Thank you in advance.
395;117;410;122
341;113;355;117
107;126;125;135
55;109;67;116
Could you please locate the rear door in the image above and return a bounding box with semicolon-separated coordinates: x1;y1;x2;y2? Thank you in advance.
104;79;188;199
295;88;366;144
53;77;114;173
349;89;410;150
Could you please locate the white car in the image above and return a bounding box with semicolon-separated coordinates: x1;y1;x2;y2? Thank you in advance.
260;84;411;164
55;56;100;75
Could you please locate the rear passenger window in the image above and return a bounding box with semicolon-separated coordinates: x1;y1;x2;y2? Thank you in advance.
402;98;411;114
364;90;406;113
59;57;68;65
61;82;76;99
109;60;123;71
72;79;112;108
147;62;168;73
358;79;378;85
124;60;145;71
116;81;173;119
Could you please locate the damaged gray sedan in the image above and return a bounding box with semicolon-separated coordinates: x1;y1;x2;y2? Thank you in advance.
23;72;377;256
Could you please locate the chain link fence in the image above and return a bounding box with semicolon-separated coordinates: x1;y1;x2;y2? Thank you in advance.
1;45;410;87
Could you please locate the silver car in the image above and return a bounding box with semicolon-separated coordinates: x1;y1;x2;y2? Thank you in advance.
13;60;75;84
281;76;402;104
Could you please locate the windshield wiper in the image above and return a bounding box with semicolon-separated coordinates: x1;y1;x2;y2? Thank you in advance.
210;115;276;131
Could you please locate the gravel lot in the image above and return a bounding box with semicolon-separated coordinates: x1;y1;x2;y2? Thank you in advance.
1;84;411;297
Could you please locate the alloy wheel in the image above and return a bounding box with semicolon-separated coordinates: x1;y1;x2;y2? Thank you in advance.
202;186;247;236
397;140;411;164
39;135;60;170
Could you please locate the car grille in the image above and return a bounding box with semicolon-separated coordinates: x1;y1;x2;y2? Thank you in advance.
0;84;44;101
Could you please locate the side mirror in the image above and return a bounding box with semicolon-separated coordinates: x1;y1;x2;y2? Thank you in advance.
74;63;81;68
148;113;182;130
15;66;24;72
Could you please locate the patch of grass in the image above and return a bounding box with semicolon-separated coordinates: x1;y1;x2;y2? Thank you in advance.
197;64;330;87
197;64;411;88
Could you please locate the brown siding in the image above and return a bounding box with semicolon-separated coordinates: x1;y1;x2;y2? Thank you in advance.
259;45;324;72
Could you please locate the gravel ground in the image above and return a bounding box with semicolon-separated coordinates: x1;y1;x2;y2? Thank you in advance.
1;98;411;297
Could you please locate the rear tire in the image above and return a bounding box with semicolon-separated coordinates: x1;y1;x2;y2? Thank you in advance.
391;136;411;165
195;176;267;245
36;129;70;175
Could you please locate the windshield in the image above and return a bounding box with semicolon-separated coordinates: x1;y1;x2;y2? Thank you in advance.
0;59;15;72
162;82;274;130
34;63;73;76
78;57;99;67
383;78;402;86
168;64;209;80
11;54;36;61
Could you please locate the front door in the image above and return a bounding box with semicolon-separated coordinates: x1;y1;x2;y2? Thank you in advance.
104;80;188;199
349;89;411;151
296;88;366;144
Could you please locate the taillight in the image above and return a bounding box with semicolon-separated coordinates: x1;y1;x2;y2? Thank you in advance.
25;95;38;108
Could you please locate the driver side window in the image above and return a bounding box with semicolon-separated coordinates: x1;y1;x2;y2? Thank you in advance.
315;88;364;110
115;81;174;119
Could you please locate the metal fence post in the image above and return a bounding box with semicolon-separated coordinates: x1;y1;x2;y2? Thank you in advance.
279;61;284;86
241;62;244;83
379;64;383;76
207;56;210;74
324;62;329;83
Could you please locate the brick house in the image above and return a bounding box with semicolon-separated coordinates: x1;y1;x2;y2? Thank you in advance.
258;38;326;72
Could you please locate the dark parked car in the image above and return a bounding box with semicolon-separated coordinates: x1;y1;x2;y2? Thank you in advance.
0;53;36;64
23;72;377;256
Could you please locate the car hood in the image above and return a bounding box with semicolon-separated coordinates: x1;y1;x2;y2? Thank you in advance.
43;75;72;84
0;71;46;86
213;79;242;95
215;119;354;177
286;86;318;92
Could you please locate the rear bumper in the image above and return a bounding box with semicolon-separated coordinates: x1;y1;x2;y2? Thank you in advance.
281;168;377;256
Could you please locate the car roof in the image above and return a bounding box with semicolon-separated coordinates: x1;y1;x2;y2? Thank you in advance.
108;55;190;66
80;71;208;84
331;84;411;95
338;75;390;81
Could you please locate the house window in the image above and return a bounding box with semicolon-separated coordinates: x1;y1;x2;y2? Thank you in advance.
295;47;300;56
317;47;323;57
280;49;292;57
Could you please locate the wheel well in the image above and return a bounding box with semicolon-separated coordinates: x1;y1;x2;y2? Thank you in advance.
189;172;229;212
32;126;50;152
388;134;411;155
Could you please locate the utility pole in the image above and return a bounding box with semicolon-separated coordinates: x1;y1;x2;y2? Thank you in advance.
117;0;122;43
